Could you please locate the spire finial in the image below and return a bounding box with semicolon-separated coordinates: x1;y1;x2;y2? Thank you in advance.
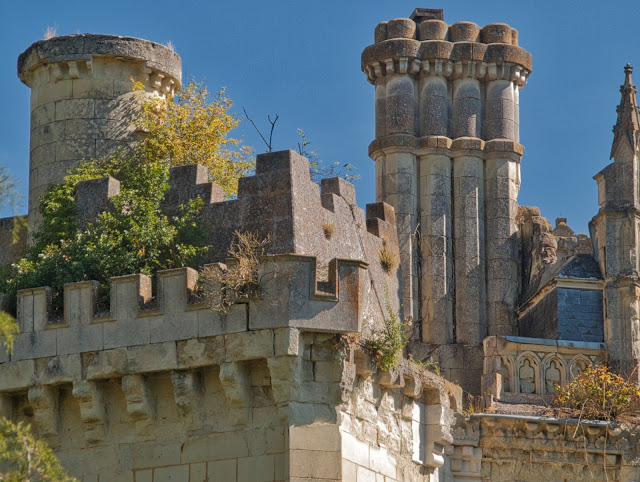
625;63;633;85
611;63;640;159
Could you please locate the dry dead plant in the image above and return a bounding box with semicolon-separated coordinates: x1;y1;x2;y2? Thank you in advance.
43;25;58;40
201;230;270;312
322;222;335;240
379;238;397;274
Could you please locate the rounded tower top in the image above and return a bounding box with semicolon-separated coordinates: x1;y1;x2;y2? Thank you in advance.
18;34;182;241
362;10;532;85
18;34;181;90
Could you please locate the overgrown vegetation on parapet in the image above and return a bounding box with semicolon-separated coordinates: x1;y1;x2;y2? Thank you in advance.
555;364;640;421
0;82;249;310
368;303;407;371
200;230;269;312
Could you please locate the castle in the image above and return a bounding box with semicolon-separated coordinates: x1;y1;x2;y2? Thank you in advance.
1;6;640;481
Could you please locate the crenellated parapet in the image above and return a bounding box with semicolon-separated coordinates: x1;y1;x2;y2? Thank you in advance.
2;255;371;369
75;150;403;327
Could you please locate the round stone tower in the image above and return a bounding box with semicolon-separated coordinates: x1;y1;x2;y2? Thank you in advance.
18;34;181;238
362;8;532;392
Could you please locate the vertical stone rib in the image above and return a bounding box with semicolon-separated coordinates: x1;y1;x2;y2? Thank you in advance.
419;76;448;137
375;78;387;138
386;73;418;136
484;143;522;336
380;149;419;320
452;140;486;345
451;78;482;139
484;77;516;141
420;141;454;344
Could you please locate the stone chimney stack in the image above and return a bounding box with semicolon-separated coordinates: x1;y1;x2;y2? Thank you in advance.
362;9;532;392
18;34;182;240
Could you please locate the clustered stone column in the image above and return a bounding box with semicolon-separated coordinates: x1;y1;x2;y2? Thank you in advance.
363;9;531;392
18;34;181;240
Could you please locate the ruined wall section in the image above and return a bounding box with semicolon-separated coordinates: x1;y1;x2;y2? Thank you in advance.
340;355;461;482
450;413;640;481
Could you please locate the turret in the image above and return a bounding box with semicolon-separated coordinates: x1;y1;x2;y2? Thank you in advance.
18;34;181;240
362;8;532;392
591;65;640;381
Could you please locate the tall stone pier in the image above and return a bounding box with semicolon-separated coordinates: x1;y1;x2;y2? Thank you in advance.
591;65;640;383
18;34;181;239
362;8;531;392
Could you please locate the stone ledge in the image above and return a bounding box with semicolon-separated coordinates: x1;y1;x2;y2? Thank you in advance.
18;34;182;86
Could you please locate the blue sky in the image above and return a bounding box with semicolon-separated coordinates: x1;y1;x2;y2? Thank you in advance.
0;0;638;233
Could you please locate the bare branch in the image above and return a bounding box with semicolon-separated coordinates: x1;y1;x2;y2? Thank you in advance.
243;108;278;152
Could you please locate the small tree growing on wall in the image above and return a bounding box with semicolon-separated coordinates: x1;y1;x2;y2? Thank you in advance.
0;81;251;311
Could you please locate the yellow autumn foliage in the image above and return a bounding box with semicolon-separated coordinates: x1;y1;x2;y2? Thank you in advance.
134;81;254;198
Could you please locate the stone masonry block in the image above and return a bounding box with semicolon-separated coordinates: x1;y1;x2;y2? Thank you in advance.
11;329;57;361
321;177;356;206
237;455;276;482
225;330;274;362
72;78;114;99
17;287;51;332
55;137;96;161
121;374;154;436
219;361;251;426
0;359;35;391
56;322;103;356
369;445;397;478
35;353;82;385
31;103;55;128
207;459;237;481
274;328;303;356
154;465;189;482
267;356;303;404
290;449;341;479
149;310;198;344
176;336;225;369
341;431;370;466
181;431;249;464
76;177;120;229
55;98;95;121
126;341;177;373
132;440;182;469
72;380;107;443
197;303;247;338
64;280;99;325
164;164;224;212
290;423;340;451
171;370;203;430
189;463;207;482
157;267;198;315
85;347;127;379
28;385;58;436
